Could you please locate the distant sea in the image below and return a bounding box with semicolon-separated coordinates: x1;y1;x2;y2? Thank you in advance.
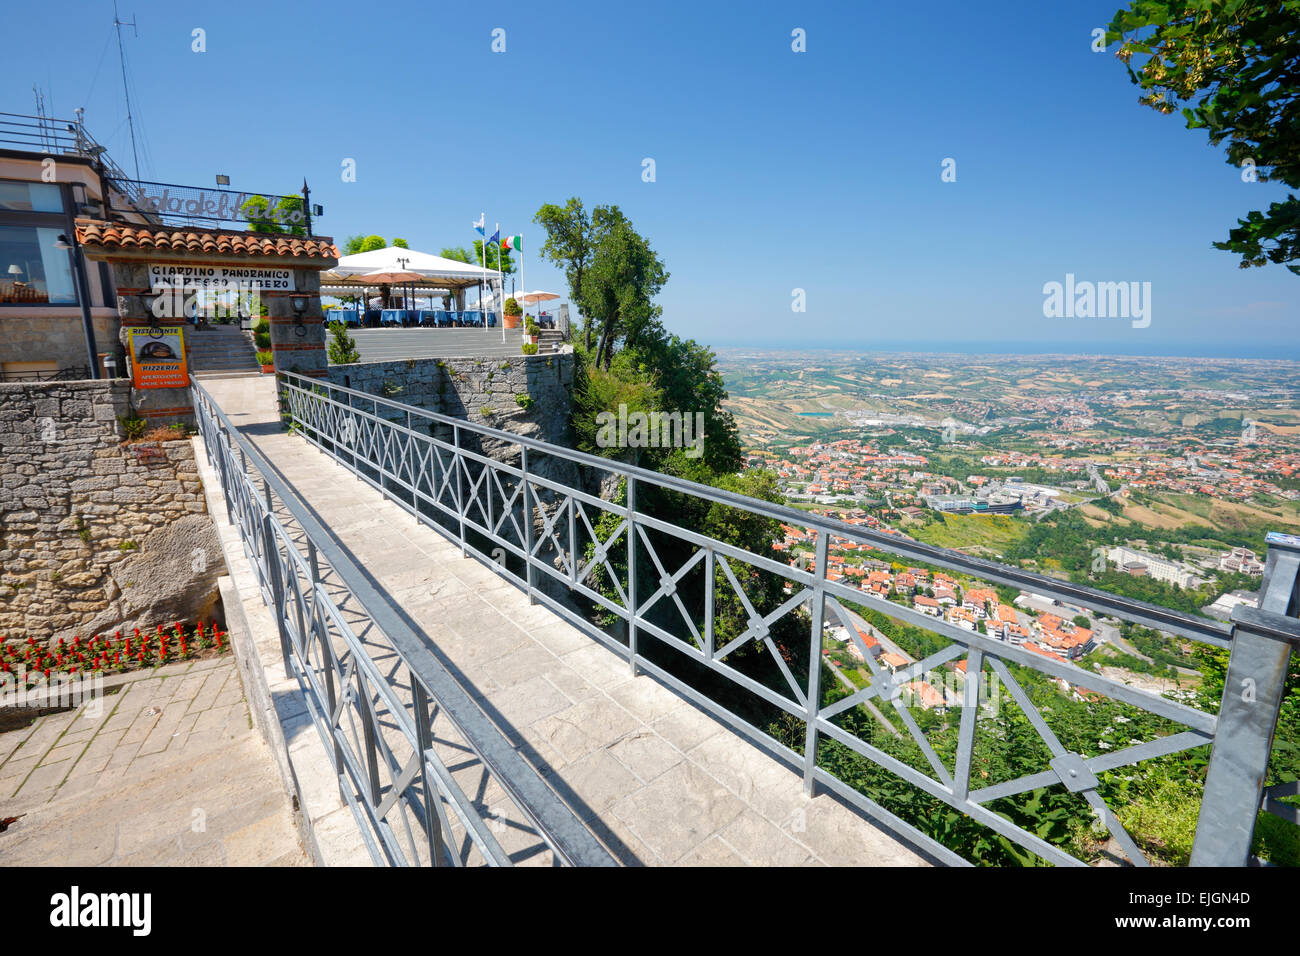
708;339;1300;362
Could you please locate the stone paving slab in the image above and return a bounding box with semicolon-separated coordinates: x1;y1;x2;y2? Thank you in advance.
0;655;307;866
199;376;928;867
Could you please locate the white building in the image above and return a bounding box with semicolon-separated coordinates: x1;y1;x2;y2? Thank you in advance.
1107;546;1202;589
1219;547;1264;576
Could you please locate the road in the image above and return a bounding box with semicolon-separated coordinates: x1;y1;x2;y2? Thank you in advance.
822;656;901;737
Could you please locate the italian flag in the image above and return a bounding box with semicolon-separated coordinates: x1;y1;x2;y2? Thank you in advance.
501;235;522;252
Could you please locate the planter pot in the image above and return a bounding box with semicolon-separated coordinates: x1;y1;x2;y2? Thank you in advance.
503;314;521;329
526;334;538;344
260;364;275;374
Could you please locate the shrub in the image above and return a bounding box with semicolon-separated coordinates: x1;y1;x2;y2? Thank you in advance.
252;317;270;335
515;394;534;409
327;320;360;365
254;330;272;349
117;415;147;440
256;350;275;366
503;297;522;317
521;343;538;355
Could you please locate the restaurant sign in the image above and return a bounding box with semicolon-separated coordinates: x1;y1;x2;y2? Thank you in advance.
129;327;189;389
148;264;293;291
106;178;307;228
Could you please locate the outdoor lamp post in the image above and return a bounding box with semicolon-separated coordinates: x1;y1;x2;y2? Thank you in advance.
52;233;101;380
291;295;308;336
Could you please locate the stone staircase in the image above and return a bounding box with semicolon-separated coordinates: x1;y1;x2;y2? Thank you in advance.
537;328;565;354
186;324;263;379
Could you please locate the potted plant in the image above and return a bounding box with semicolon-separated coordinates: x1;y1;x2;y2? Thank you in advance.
256;350;275;373
503;297;523;329
524;317;539;344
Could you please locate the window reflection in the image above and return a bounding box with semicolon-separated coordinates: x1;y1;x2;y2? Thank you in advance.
0;225;77;304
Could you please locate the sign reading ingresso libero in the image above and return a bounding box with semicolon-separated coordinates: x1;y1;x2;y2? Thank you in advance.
148;264;293;291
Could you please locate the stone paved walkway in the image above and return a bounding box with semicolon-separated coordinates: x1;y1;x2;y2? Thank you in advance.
0;655;306;866
202;375;926;867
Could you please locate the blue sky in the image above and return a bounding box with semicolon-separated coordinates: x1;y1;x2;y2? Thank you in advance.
9;0;1297;357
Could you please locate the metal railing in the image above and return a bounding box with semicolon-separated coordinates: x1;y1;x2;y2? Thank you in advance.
277;370;1300;867
0;111;137;196
190;377;616;867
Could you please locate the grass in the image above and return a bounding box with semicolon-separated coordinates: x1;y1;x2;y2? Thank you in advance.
1114;775;1201;866
910;513;1028;556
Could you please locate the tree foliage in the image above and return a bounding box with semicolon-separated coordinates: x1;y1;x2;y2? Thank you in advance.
242;194;307;236
1108;0;1300;273
327;320;360;365
344;234;388;255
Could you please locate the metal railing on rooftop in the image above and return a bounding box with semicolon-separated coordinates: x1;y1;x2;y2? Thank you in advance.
0;111;137;194
275;370;1300;867
190;377;617;867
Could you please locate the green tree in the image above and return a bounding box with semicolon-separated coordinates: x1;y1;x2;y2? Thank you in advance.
1108;1;1300;273
580;205;669;369
393;237;409;249
535;198;596;344
327;320;360;365
344;234;388;255
242;194;307;236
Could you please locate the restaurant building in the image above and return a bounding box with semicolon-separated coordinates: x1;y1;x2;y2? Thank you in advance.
0;113;144;380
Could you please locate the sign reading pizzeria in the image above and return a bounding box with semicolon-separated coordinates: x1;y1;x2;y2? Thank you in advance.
148;264;293;291
129;327;189;389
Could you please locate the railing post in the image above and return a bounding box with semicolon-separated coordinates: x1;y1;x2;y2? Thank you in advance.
454;424;467;557
522;447;536;605
262;513;293;675
803;531;828;795
1192;532;1300;866
627;476;638;676
411;681;447;867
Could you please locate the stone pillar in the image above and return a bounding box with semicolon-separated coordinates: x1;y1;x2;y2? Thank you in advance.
108;259;194;428
268;269;328;378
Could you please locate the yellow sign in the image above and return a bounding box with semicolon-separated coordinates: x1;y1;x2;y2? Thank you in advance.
129;327;189;389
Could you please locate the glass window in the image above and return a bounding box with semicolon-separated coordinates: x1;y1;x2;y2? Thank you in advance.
0;181;64;213
0;225;77;304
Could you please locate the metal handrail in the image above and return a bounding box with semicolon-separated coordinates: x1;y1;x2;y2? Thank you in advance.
281;371;1232;647
276;369;1298;867
190;376;616;867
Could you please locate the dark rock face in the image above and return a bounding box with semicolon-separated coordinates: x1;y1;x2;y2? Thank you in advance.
86;512;226;637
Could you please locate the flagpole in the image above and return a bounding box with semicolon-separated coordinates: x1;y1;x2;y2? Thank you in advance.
497;222;505;344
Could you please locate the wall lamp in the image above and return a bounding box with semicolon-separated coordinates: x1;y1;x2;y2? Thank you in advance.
291;295;308;336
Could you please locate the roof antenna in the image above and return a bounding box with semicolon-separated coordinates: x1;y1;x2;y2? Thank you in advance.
112;0;141;179
32;85;52;150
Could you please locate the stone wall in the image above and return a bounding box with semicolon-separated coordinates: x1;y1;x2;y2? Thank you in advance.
0;380;224;642
327;352;575;449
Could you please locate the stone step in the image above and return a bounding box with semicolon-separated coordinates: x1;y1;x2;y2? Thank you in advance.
192;369;267;380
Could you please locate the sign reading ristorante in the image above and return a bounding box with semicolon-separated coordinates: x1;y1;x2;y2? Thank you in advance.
148;264;293;291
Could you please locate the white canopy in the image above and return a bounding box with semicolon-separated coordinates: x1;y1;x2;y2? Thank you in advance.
327;246;501;289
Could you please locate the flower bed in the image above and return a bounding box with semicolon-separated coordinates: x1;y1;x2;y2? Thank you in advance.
0;621;229;687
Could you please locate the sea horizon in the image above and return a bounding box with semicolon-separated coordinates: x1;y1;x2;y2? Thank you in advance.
707;340;1300;363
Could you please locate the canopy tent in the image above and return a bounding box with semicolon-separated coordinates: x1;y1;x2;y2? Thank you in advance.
324;246;501;289
321;245;504;315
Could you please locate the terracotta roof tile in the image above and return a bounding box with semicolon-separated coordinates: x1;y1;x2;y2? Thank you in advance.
74;219;339;261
